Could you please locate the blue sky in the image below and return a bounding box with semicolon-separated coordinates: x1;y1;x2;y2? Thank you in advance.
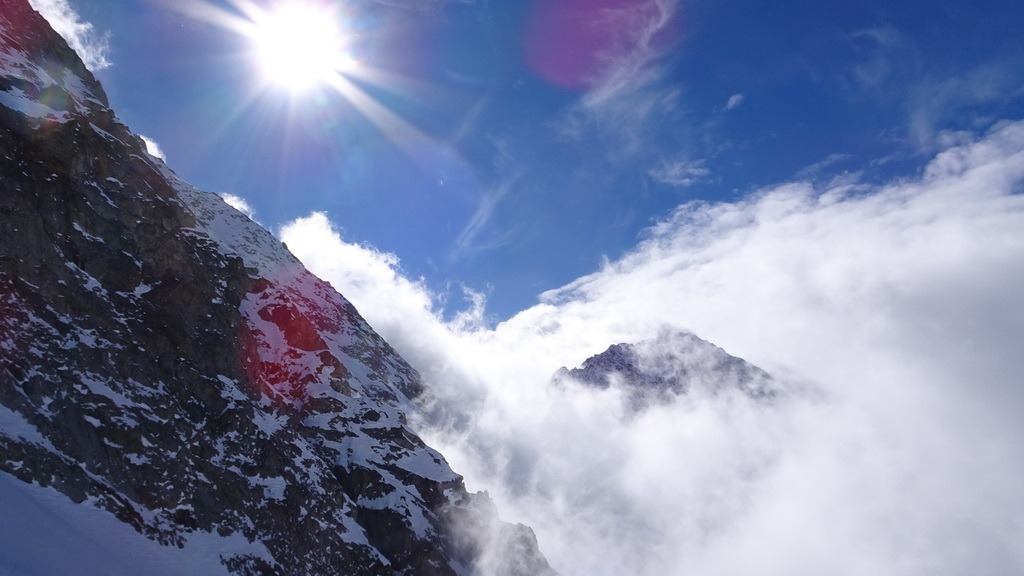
52;0;1024;320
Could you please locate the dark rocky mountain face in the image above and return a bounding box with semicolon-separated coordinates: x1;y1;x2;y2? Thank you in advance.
554;330;780;410
0;1;553;573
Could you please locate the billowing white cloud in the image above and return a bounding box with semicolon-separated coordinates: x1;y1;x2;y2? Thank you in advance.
280;213;463;371
28;0;111;71
219;193;256;220
139;135;165;161
726;92;744;110
282;119;1024;575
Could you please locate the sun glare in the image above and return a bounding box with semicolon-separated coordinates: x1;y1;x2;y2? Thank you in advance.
171;0;431;161
250;3;350;93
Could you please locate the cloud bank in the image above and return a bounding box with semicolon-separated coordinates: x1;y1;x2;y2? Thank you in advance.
283;119;1024;575
28;0;110;71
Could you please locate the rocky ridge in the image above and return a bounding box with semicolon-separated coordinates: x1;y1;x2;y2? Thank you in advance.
554;330;780;409
0;1;553;574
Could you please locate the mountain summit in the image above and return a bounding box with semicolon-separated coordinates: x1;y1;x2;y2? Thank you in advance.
554;330;780;409
0;1;553;573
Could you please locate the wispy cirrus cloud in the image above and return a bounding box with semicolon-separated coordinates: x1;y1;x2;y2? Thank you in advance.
579;0;679;106
551;0;684;157
453;176;519;259
847;25;906;91
795;152;853;180
28;0;111;70
451;136;524;261
906;63;1024;151
845;24;1024;152
648;157;709;188
283;119;1024;575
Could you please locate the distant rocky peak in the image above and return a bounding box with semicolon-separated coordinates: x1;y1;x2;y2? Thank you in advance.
554;329;780;408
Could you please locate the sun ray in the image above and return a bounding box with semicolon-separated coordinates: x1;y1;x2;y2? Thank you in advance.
157;0;262;38
323;73;449;173
162;0;471;184
339;64;453;108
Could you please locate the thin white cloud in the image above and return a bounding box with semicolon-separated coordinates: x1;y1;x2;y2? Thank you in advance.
219;193;256;220
845;25;1024;153
139;135;165;161
283;119;1024;575
907;64;1021;151
725;93;744;110
453;177;518;259
557;0;683;158
560;81;683;160
648;158;709;188
28;0;111;71
848;25;904;90
795;152;853;180
580;0;677;107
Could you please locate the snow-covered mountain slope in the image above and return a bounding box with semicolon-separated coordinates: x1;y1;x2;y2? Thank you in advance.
168;164;425;409
554;330;781;409
0;1;553;573
0;471;273;576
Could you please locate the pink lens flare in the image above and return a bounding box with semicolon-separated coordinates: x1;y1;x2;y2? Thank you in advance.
524;0;679;90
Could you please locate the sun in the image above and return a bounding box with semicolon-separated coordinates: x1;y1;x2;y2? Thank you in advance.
249;2;352;93
170;0;429;156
